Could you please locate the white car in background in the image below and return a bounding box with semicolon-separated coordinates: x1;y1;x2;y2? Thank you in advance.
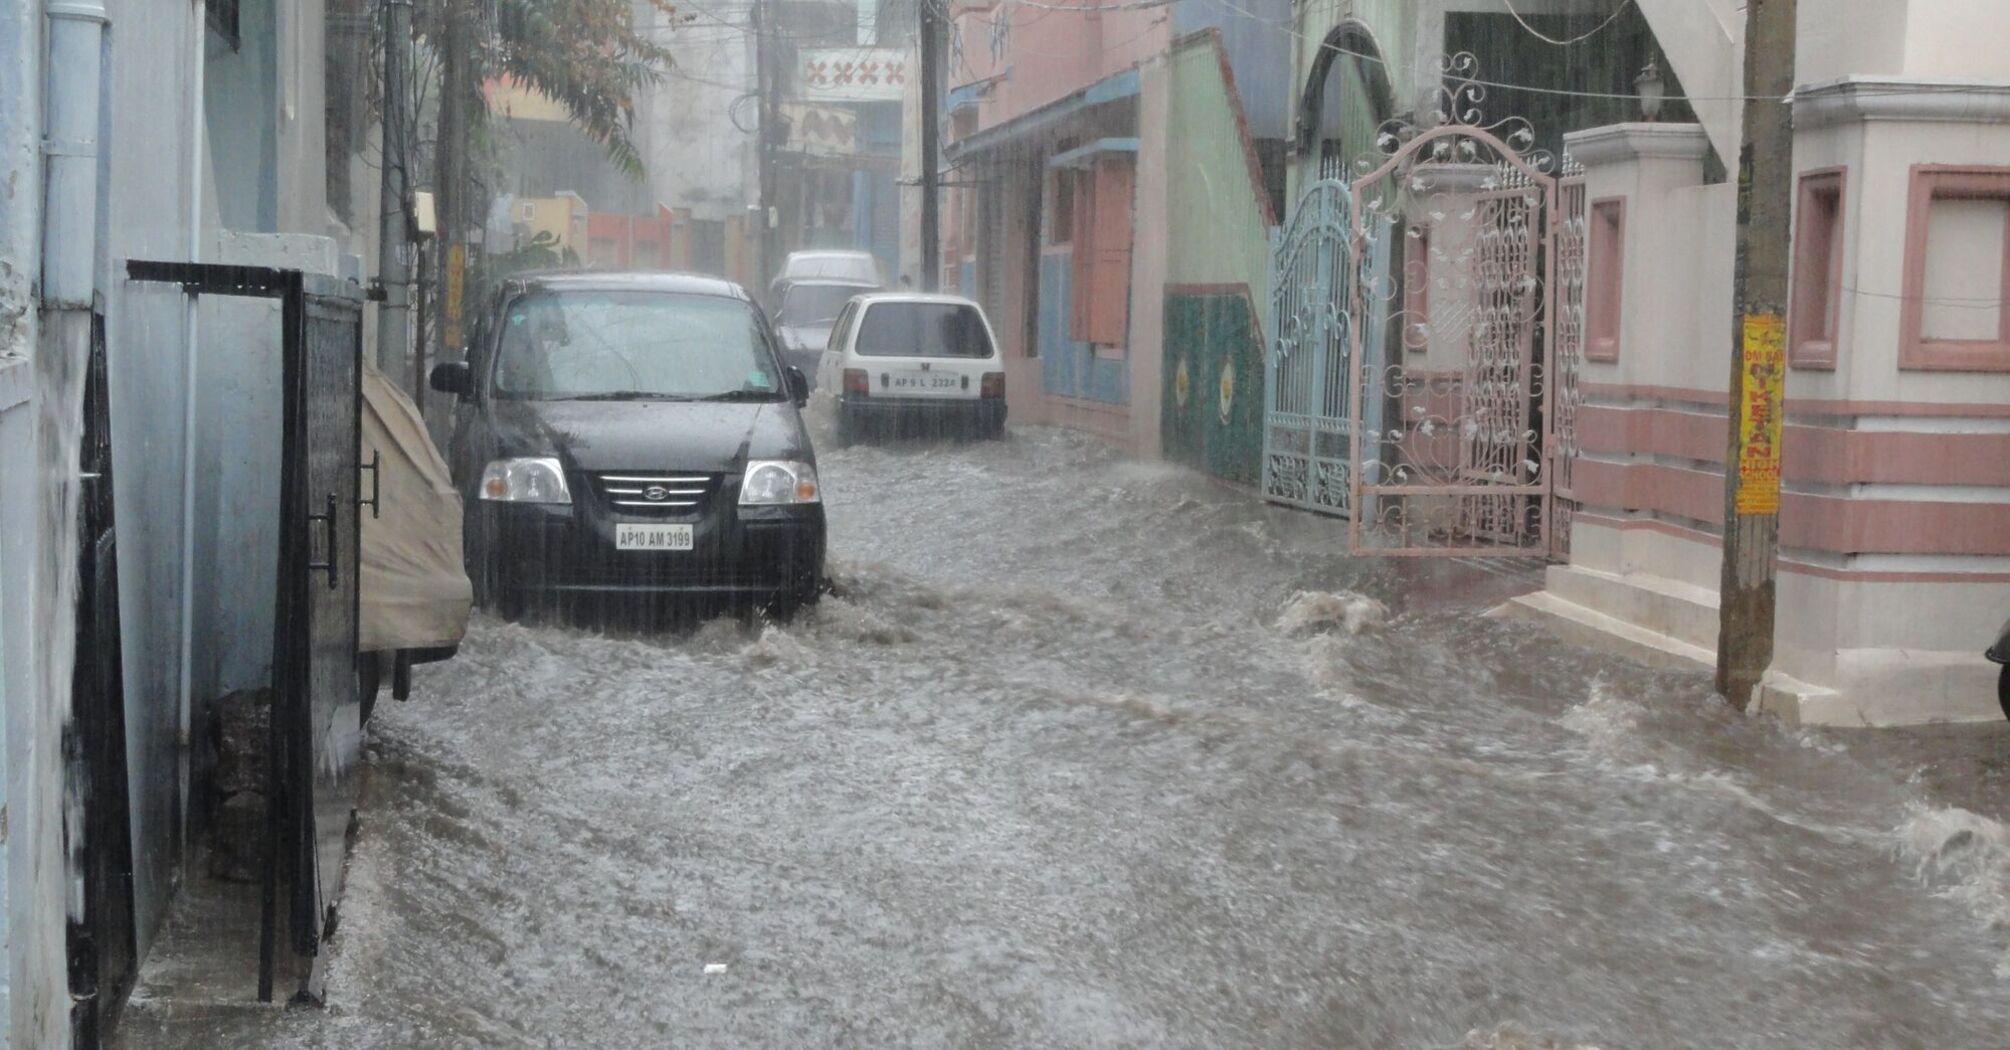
770;249;882;294
818;293;1007;442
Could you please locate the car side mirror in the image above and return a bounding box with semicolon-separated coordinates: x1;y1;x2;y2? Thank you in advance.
429;361;472;397
783;365;810;406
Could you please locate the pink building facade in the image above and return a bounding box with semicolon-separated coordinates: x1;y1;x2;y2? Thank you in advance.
929;0;1291;452
1515;0;2010;725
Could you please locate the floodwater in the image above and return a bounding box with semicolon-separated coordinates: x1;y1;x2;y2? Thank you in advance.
125;428;2010;1048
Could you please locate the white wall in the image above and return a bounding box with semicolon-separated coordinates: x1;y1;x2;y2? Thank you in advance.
641;6;758;223
103;0;209;963
0;0;38;1032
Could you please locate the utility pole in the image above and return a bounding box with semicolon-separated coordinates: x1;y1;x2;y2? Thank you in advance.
1716;0;1797;708
378;0;413;387
754;0;781;291
437;0;469;359
918;0;941;291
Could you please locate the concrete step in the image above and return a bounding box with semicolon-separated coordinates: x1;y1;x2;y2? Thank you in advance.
1544;563;1721;653
1495;588;1716;674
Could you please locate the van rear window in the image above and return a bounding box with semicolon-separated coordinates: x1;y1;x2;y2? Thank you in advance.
855;302;994;358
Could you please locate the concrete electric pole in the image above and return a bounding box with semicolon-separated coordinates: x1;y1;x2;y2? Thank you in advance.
377;0;414;388
755;0;781;292
437;0;469;360
918;0;941;291
1716;0;1798;708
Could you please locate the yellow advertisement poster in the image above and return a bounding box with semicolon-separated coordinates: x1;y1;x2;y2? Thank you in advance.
1735;314;1786;515
445;244;467;351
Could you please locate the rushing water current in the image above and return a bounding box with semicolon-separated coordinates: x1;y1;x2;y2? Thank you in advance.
127;428;2010;1048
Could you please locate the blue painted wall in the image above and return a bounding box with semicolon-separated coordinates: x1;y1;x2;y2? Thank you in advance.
1037;252;1127;404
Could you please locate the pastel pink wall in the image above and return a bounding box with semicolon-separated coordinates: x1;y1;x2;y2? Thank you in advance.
950;0;1167;126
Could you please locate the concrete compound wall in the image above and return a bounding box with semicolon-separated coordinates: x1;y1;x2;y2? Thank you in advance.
1538;0;2010;726
103;0;210;965
1159;32;1279;485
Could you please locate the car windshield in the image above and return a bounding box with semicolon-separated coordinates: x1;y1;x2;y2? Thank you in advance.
776;284;860;327
854;302;994;358
491;290;782;401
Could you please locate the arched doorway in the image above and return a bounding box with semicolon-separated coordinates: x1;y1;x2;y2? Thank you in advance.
1297;21;1397;181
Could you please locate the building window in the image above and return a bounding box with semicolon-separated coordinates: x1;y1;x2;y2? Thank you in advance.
1790;169;1846;369
1586;198;1624;362
1901;165;2010;372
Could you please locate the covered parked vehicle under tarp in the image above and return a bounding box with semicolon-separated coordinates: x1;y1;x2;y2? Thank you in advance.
359;362;471;714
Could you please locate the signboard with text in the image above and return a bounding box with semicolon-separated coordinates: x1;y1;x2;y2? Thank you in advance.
1734;313;1786;516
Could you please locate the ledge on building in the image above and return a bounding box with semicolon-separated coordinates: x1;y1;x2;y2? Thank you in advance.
1792;76;2010;130
1562;122;1712;167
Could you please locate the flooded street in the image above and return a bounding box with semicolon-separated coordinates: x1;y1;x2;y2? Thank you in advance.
127;429;2010;1048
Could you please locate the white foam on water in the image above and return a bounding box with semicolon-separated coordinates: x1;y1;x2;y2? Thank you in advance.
1896;802;2010;973
1275;589;1388;638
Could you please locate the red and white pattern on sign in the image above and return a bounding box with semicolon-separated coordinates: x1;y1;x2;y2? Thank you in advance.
802;57;906;88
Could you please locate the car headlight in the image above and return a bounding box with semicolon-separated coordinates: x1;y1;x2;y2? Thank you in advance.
739;459;819;505
480;457;572;504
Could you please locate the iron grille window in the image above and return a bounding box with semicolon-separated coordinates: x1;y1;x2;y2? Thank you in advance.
207;0;241;51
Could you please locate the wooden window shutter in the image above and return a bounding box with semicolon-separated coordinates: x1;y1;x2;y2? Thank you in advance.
1084;159;1135;346
1069;171;1096;341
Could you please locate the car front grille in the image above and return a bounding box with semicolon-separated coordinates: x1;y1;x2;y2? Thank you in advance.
590;472;720;515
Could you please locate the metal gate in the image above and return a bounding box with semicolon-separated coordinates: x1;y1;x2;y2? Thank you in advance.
125;262;368;1003
281;277;367;1002
1262;53;1585;558
1262;179;1357;514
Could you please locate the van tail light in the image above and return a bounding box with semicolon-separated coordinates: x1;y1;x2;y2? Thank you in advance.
843;368;870;396
980;372;1006;399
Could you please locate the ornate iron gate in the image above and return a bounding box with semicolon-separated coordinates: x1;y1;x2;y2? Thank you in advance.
1262;179;1357;514
1261;53;1585;558
1550;165;1589;558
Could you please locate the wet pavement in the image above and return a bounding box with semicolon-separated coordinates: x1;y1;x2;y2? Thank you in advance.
121;428;2010;1048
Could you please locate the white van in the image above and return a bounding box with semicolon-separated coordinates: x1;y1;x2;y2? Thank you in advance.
817;293;1006;442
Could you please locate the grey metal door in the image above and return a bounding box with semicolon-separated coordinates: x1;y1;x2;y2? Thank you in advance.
121;262;370;1004
277;277;367;998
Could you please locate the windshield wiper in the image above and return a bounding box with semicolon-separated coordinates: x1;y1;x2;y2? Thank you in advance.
547;391;692;402
695;389;784;402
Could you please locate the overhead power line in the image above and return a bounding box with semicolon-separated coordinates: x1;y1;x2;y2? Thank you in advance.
1499;0;1634;47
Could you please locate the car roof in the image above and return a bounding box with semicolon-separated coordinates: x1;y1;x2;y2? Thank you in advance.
781;277;879;289
503;270;753;301
853;292;984;308
776;251;881;282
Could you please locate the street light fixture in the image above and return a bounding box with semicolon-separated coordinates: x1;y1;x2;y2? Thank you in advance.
1635;56;1666;122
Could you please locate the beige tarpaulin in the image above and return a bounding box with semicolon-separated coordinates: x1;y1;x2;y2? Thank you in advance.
360;363;472;652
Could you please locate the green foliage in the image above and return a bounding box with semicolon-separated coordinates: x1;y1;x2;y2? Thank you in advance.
419;0;681;179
